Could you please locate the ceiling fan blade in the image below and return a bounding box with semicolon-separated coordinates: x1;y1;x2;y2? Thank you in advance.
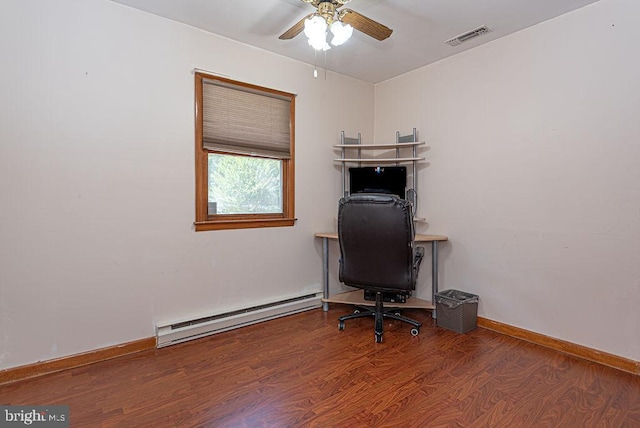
279;13;313;40
340;9;393;41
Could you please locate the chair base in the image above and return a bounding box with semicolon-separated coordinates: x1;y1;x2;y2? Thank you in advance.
338;291;421;343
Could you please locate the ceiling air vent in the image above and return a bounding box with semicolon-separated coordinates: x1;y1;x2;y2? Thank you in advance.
445;25;492;47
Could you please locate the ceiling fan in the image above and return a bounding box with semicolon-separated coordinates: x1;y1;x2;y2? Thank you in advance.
279;0;393;50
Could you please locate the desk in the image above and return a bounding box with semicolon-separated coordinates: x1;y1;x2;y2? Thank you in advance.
315;233;448;318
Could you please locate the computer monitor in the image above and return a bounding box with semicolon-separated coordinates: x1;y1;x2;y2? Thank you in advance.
349;166;407;199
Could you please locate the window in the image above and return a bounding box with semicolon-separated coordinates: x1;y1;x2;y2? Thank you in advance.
194;72;296;231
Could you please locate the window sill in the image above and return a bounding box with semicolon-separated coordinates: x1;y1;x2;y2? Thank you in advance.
194;217;297;231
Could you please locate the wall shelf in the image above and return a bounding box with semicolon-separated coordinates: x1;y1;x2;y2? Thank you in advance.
334;142;426;149
335;157;425;162
335;128;426;218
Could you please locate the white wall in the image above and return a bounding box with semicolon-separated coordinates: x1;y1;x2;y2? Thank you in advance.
0;0;374;370
375;0;640;360
2;0;637;371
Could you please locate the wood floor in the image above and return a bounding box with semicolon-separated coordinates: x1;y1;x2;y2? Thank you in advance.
1;306;639;427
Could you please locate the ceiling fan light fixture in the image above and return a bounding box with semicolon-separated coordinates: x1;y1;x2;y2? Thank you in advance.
304;15;331;51
278;1;393;47
330;20;353;46
304;15;326;39
308;36;331;51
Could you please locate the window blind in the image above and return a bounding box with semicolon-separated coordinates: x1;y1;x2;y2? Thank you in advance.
202;79;291;159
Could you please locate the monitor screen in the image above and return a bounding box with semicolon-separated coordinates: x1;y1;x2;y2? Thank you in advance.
349;166;407;199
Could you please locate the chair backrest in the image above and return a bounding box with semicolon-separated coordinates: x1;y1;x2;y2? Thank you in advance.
338;193;417;293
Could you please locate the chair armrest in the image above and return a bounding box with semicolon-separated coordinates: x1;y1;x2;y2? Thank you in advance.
414;246;425;270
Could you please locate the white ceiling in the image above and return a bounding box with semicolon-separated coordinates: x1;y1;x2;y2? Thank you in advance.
109;0;601;83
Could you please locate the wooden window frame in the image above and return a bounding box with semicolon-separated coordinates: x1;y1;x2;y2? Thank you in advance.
194;73;296;231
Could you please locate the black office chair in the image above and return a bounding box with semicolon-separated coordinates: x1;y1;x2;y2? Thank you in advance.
337;193;425;343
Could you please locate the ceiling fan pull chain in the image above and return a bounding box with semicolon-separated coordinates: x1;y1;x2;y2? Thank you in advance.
314;49;318;78
324;49;328;80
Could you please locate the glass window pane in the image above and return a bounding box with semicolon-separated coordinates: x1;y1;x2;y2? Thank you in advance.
208;153;283;215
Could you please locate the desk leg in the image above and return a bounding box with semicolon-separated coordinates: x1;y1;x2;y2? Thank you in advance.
322;237;329;312
432;241;439;319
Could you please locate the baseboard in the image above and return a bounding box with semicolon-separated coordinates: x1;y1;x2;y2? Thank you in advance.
0;337;156;385
477;317;639;376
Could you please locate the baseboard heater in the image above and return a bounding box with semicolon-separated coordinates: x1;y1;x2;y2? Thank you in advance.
156;292;322;348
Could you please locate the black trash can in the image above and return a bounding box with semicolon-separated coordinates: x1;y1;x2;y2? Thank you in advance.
435;289;479;333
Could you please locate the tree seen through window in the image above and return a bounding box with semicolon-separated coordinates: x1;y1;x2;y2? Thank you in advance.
208;154;282;215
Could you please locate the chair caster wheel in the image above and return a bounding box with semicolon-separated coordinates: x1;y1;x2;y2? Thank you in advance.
353;309;360;314
410;328;420;336
375;333;383;343
338;320;345;331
